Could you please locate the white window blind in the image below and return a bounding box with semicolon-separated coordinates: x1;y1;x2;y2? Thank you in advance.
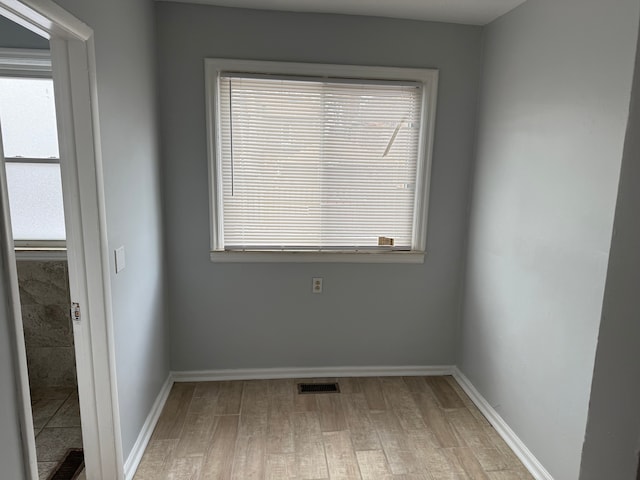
217;74;423;251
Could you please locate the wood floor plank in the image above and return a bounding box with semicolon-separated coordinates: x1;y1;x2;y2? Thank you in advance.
241;380;271;417
470;447;511;473
445;408;493;449
356;449;393;480
391;475;432;480
265;453;296;479
200;415;239;480
370;410;420;475
407;430;447;472
136;377;534;480
381;378;427;433
294;393;319;413
444;447;491;480
189;381;220;414
402;376;432;394
395;407;428;433
293;411;329;479
341;393;381;451
322;430;361;479
215;381;244;415
381;378;421;412
175;411;216;457
481;424;518;453
377;427;414;474
153;383;196;440
338;377;362;394
233;382;269;480
370;409;403;435
268;378;295;403
232;425;267;480
429;472;467;480
426;377;465;410
361;377;387;411
486;470;531;480
166;456;203;480
443;376;482;411
133;439;178;479
487;431;533;476
268;394;295;454
414;393;460;448
317;394;348;432
267;378;295;447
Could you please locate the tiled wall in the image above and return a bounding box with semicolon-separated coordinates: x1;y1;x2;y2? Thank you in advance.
17;260;77;388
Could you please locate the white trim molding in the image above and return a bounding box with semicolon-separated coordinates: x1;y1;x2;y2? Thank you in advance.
124;374;173;480
51;37;124;479
0;47;50;77
452;368;554;480
0;0;92;41
210;250;425;264
14;248;67;261
172;365;455;382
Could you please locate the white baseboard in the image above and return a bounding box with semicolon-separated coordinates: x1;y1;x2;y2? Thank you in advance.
124;374;174;480
171;365;455;382
452;368;554;480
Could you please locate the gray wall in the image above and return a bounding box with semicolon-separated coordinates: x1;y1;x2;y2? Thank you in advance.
0;16;48;49
155;3;482;371
579;24;640;480
459;0;639;479
46;0;170;460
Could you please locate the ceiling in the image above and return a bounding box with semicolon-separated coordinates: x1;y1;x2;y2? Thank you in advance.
157;0;528;26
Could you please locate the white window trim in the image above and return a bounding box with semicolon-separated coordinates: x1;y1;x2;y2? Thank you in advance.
14;246;67;261
205;58;438;263
0;47;52;78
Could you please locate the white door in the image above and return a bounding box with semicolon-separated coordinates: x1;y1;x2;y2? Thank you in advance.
0;104;39;479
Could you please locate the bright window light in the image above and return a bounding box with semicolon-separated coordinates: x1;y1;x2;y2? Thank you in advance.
0;77;59;159
0;74;65;243
5;162;66;241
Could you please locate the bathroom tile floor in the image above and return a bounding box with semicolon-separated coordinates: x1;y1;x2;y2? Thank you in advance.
31;386;83;480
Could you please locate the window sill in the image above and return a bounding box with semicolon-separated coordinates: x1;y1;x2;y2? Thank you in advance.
210;250;425;264
14;247;67;261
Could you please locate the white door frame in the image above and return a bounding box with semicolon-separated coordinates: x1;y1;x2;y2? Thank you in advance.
0;1;122;479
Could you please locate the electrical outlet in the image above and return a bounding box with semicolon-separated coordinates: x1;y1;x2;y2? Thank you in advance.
312;277;323;294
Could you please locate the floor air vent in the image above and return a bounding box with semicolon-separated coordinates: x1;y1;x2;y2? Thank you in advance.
49;448;84;480
297;382;340;394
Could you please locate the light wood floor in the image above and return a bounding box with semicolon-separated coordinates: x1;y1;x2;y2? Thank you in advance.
134;376;533;479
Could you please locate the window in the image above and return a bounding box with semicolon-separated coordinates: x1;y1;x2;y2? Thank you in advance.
206;59;438;263
0;49;65;249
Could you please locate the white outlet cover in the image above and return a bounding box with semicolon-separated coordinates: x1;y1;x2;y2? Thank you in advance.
115;246;126;273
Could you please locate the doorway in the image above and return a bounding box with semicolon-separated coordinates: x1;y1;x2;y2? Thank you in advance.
0;2;122;479
0;51;84;478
